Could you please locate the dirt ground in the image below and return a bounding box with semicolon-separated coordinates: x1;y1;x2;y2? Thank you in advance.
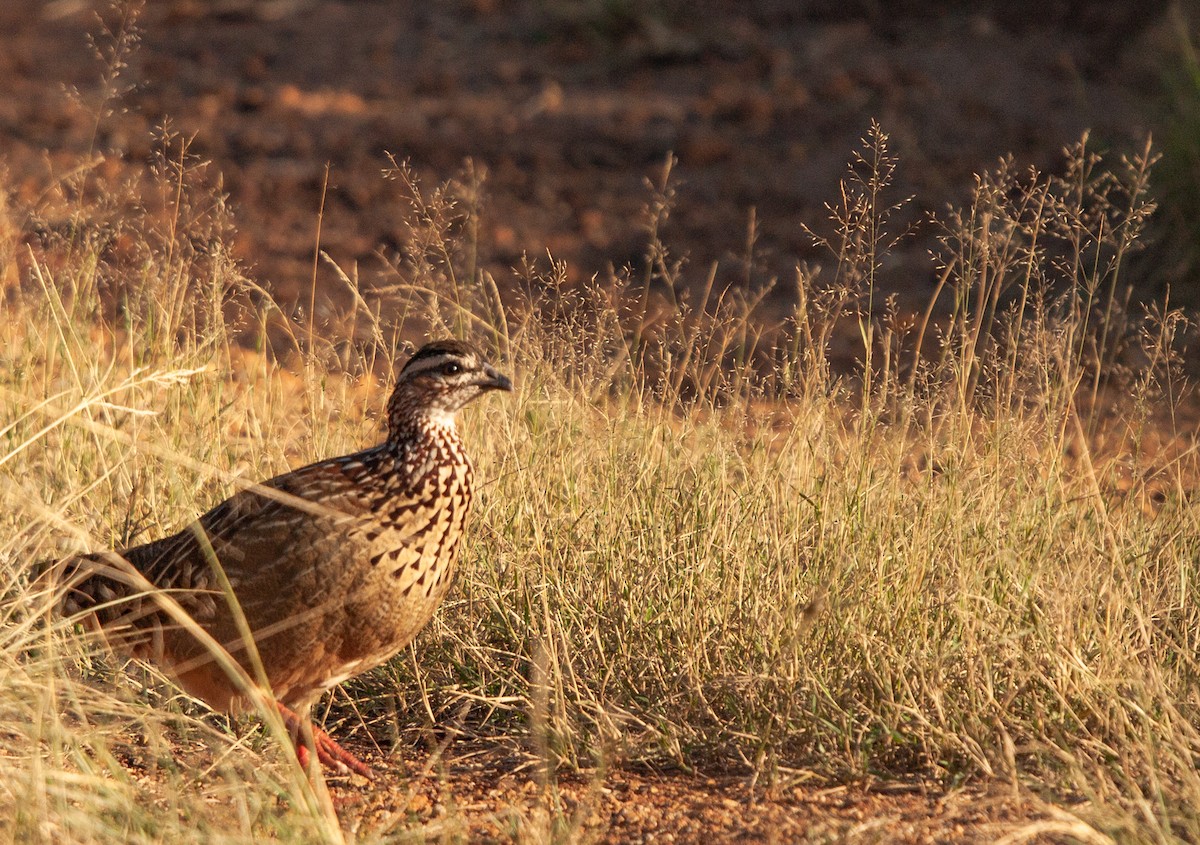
0;0;1173;315
323;736;1077;843
1;0;1185;839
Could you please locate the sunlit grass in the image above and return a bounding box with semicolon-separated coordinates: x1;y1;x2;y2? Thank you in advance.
0;115;1198;845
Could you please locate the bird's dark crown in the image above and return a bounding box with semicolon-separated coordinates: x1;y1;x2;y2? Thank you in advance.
386;339;511;435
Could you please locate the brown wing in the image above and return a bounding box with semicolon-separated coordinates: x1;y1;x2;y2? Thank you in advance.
53;445;402;661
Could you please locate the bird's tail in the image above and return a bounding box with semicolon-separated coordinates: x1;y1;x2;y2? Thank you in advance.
31;552;164;648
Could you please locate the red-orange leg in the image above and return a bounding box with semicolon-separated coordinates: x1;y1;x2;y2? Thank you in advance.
276;702;374;780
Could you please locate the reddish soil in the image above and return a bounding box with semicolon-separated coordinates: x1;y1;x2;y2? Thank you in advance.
331;737;1070;843
0;0;1168;321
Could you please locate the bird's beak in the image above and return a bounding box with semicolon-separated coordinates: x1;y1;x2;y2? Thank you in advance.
478;364;513;392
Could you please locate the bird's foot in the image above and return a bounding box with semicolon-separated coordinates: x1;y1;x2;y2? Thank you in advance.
276;702;374;780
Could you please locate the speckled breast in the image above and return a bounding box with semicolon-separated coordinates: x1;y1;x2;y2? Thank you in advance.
348;429;475;667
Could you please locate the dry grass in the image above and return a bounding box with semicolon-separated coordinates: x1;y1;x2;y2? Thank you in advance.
1;96;1199;845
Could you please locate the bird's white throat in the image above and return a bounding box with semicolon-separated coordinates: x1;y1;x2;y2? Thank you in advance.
425;407;458;430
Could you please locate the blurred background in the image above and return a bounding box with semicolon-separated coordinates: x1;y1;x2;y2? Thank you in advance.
2;0;1197;348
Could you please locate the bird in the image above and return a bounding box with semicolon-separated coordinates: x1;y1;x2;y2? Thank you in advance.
44;339;512;778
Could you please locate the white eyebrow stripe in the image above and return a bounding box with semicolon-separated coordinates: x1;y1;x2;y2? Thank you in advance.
400;352;475;379
400;355;452;377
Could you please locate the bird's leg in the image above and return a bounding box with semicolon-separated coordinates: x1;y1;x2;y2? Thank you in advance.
275;702;374;780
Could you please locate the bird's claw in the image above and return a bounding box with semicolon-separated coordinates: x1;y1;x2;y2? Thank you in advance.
278;702;374;780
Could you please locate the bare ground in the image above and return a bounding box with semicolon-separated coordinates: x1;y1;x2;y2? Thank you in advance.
1;0;1168;313
277;735;1077;843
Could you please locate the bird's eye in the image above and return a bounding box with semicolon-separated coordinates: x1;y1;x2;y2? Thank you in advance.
442;361;462;376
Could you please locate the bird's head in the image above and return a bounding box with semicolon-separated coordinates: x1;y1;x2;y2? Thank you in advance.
386;339;512;435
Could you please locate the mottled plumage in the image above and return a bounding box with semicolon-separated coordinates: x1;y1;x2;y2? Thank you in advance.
48;339;511;777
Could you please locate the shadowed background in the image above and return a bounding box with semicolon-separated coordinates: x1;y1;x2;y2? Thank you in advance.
1;0;1190;340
